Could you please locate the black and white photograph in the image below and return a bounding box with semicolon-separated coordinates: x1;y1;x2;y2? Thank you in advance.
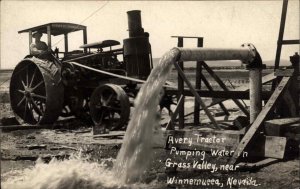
0;0;299;188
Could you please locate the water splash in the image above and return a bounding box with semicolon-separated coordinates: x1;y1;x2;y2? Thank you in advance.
2;155;118;189
113;48;179;183
1;154;154;189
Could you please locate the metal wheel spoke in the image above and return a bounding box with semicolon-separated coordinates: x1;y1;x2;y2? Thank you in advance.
105;93;114;104
23;99;28;120
17;96;26;107
29;99;43;116
20;76;26;89
99;111;104;125
31;81;44;91
108;106;121;111
29;68;37;88
29;102;33;111
31;93;47;100
26;67;29;86
18;89;25;94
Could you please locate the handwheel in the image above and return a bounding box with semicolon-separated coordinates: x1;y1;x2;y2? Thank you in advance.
10;58;64;125
90;84;130;130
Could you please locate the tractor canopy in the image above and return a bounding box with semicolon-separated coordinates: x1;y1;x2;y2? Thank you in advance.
18;22;88;55
18;22;86;36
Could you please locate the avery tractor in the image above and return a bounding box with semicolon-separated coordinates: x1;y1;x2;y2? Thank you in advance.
10;11;158;131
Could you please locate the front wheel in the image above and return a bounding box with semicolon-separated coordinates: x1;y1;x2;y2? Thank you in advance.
89;84;130;130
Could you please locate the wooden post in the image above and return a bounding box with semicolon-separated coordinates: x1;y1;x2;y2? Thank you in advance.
83;28;88;53
47;25;51;50
194;38;203;125
64;33;68;53
29;31;32;54
274;0;289;70
177;37;184;129
272;0;288;90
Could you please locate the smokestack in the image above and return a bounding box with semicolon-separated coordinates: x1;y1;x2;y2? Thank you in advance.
123;10;151;80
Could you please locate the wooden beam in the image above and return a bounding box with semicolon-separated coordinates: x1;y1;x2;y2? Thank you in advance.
166;89;272;100
281;39;300;45
0;125;49;132
166;95;184;130
173;62;220;129
237;158;280;170
229;77;291;165
202;62;250;117
199;72;229;115
274;0;288;69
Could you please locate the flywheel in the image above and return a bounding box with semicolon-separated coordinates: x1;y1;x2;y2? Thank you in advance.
90;84;130;130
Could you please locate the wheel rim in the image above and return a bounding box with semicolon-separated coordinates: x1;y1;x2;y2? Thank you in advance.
90;84;130;130
10;59;64;125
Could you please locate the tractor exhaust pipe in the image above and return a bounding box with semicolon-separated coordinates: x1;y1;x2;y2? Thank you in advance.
124;10;151;80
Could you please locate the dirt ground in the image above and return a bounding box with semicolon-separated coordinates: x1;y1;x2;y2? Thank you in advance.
1;69;299;189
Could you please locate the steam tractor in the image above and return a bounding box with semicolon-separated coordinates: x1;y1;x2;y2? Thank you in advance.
10;10;154;130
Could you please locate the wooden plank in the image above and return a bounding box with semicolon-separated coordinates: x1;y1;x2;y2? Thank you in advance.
166;89;273;100
237;158;279;170
166;95;184;130
265;117;300;126
174;62;220;129
93;131;125;138
202;62;250;117
0;125;49;132
281;39;300;45
274;0;288;69
265;117;300;136
229;77;291;165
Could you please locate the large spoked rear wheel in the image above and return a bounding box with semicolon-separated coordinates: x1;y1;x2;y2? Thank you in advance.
10;58;64;125
90;84;130;130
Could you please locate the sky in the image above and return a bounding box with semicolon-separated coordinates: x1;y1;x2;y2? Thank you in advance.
1;0;299;69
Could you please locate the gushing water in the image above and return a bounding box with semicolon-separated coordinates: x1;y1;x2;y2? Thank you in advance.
1;48;179;188
113;48;179;183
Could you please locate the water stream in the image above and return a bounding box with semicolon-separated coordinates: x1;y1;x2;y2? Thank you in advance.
1;48;179;189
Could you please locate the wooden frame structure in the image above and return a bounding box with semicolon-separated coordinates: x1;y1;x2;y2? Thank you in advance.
165;0;299;165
